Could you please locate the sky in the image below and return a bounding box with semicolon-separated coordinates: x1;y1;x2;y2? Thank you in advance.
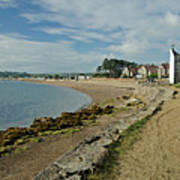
0;0;180;73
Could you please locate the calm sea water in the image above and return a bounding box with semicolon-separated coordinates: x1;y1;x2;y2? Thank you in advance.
0;80;92;130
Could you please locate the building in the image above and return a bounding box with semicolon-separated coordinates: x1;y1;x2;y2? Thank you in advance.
158;63;169;78
169;48;180;84
137;66;148;78
137;65;158;78
122;66;137;78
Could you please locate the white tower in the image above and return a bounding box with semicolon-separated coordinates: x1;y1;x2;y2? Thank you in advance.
169;48;175;84
169;47;180;84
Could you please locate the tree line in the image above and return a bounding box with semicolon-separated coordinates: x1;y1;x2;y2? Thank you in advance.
94;58;137;78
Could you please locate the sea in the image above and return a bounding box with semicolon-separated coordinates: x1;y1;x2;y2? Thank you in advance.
0;80;92;130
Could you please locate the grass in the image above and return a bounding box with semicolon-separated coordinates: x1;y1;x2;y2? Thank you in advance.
88;117;150;180
14;146;28;154
174;83;180;88
37;128;81;136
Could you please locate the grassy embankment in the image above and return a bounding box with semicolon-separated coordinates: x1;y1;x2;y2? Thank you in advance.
88;106;162;180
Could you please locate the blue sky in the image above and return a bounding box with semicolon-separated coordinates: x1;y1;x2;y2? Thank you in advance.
0;0;180;73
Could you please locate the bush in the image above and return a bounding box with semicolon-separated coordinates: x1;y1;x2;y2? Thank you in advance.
92;73;110;78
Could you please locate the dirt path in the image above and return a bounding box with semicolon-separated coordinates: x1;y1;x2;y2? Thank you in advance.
115;90;180;180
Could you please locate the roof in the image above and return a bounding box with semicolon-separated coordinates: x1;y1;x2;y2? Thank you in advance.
160;63;169;69
172;48;180;62
127;66;138;73
139;65;158;73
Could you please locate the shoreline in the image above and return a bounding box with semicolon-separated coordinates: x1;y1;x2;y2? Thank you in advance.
0;78;137;180
18;78;136;104
0;80;92;131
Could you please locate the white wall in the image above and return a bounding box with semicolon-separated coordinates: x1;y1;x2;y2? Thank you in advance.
169;48;175;84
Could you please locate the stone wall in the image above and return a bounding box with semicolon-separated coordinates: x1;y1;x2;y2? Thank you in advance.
33;85;175;180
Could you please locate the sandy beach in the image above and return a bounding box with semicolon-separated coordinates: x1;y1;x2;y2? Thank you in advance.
19;78;136;104
0;79;179;180
0;78;136;180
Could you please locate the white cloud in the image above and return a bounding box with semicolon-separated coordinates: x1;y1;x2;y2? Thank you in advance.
107;39;149;55
165;12;180;26
0;34;106;73
3;0;180;71
0;0;16;8
21;1;180;48
40;27;112;43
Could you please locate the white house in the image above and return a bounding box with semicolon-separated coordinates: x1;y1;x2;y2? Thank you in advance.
158;63;169;79
169;48;180;84
122;66;137;78
137;65;158;78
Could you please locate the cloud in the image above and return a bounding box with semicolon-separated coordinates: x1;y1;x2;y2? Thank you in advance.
40;27;112;43
0;34;106;73
165;12;180;26
21;1;180;47
22;0;145;30
2;0;180;72
0;0;16;8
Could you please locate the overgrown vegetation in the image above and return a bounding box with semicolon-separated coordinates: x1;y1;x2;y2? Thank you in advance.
88;117;151;180
148;72;158;79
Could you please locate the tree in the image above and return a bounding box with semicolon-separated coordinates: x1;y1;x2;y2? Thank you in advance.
102;58;109;72
97;58;137;78
54;74;61;79
96;66;102;72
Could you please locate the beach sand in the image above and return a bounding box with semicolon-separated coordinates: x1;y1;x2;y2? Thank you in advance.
0;78;136;180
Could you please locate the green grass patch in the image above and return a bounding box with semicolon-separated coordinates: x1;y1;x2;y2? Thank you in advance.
14;146;28;154
175;83;180;88
37;128;81;136
88;117;150;180
28;137;43;143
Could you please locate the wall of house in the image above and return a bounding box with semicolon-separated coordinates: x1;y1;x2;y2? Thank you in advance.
169;48;180;84
169;48;175;84
175;56;180;83
138;67;147;78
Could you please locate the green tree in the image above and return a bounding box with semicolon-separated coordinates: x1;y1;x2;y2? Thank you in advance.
102;58;109;72
96;66;102;72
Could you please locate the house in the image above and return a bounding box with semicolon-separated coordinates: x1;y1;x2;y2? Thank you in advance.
158;63;169;78
122;66;137;78
137;65;158;78
75;74;91;81
137;66;148;78
169;48;180;84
